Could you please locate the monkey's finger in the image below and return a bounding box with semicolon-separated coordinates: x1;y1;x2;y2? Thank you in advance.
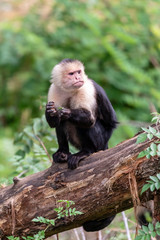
46;105;56;110
46;104;56;109
47;110;57;114
46;102;55;107
48;101;55;104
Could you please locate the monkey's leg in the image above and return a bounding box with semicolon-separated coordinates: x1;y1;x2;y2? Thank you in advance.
53;125;71;163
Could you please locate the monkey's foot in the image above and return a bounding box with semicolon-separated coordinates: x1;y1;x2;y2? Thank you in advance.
68;152;89;169
53;151;71;163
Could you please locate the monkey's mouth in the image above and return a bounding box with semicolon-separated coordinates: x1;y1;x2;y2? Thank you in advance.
73;81;84;87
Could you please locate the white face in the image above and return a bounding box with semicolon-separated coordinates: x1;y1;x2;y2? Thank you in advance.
62;68;85;90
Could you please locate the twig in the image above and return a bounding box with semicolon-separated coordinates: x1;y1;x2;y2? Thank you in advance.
35;134;52;162
98;230;102;240
73;228;80;240
122;211;132;240
80;227;86;240
13;170;28;184
56;233;59;240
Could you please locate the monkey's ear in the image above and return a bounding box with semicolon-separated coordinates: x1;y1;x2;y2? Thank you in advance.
51;64;63;84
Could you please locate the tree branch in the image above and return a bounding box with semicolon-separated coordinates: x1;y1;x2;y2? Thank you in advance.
0;125;160;239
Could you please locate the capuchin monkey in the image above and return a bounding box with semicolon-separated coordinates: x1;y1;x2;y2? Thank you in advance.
45;59;118;169
45;58;118;231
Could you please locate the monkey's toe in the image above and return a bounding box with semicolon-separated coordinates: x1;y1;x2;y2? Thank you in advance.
68;156;80;169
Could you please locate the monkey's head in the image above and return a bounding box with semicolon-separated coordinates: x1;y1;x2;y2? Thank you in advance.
51;59;87;92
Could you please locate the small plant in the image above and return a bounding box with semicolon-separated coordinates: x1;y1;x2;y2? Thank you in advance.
135;113;160;239
32;200;83;227
7;200;83;240
136;112;160;159
54;200;83;218
135;222;160;240
141;174;160;194
135;172;160;240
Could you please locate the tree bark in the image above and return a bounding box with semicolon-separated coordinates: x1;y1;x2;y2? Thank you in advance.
0;125;160;239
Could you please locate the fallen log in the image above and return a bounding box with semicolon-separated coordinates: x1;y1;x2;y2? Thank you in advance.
0;126;160;239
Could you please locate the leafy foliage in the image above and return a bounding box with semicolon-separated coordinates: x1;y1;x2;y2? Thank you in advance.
135;113;160;239
135;222;160;240
1;1;160;238
0;0;160;131
141;174;160;194
7;200;83;240
136;113;160;159
8;115;57;177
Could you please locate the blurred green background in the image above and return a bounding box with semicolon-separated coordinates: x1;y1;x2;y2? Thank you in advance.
0;0;160;239
0;0;160;179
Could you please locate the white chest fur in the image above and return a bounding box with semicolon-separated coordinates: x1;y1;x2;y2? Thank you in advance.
48;79;96;116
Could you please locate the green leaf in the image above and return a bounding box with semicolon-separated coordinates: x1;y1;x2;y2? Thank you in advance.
152;116;158;122
74;210;83;215
155;133;160;138
155;222;160;230
141;184;151;194
147;133;153;140
150;184;156;192
150;176;159;182
146;154;151;159
146;180;154;184
142;225;149;234
15;149;25;158
150;231;156;237
148;223;154;232
146;234;151;240
157;230;160;236
135;236;142;240
150;151;156;157
155;181;160;190
33;230;45;240
142;127;150;133
149;126;156;134
157;173;160;180
135;236;143;240
136;134;147;143
138;151;147;158
150;143;157;152
139;229;145;235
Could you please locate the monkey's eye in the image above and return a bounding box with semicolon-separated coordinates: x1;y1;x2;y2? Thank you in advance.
68;72;74;75
78;70;81;74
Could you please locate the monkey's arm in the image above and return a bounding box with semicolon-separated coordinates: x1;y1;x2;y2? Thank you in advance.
46;102;94;128
68;108;94;128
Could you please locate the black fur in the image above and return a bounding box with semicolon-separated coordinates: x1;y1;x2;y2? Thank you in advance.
83;216;115;232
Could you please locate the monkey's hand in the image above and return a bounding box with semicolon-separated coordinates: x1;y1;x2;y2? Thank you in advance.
46;101;59;117
59;108;71;120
